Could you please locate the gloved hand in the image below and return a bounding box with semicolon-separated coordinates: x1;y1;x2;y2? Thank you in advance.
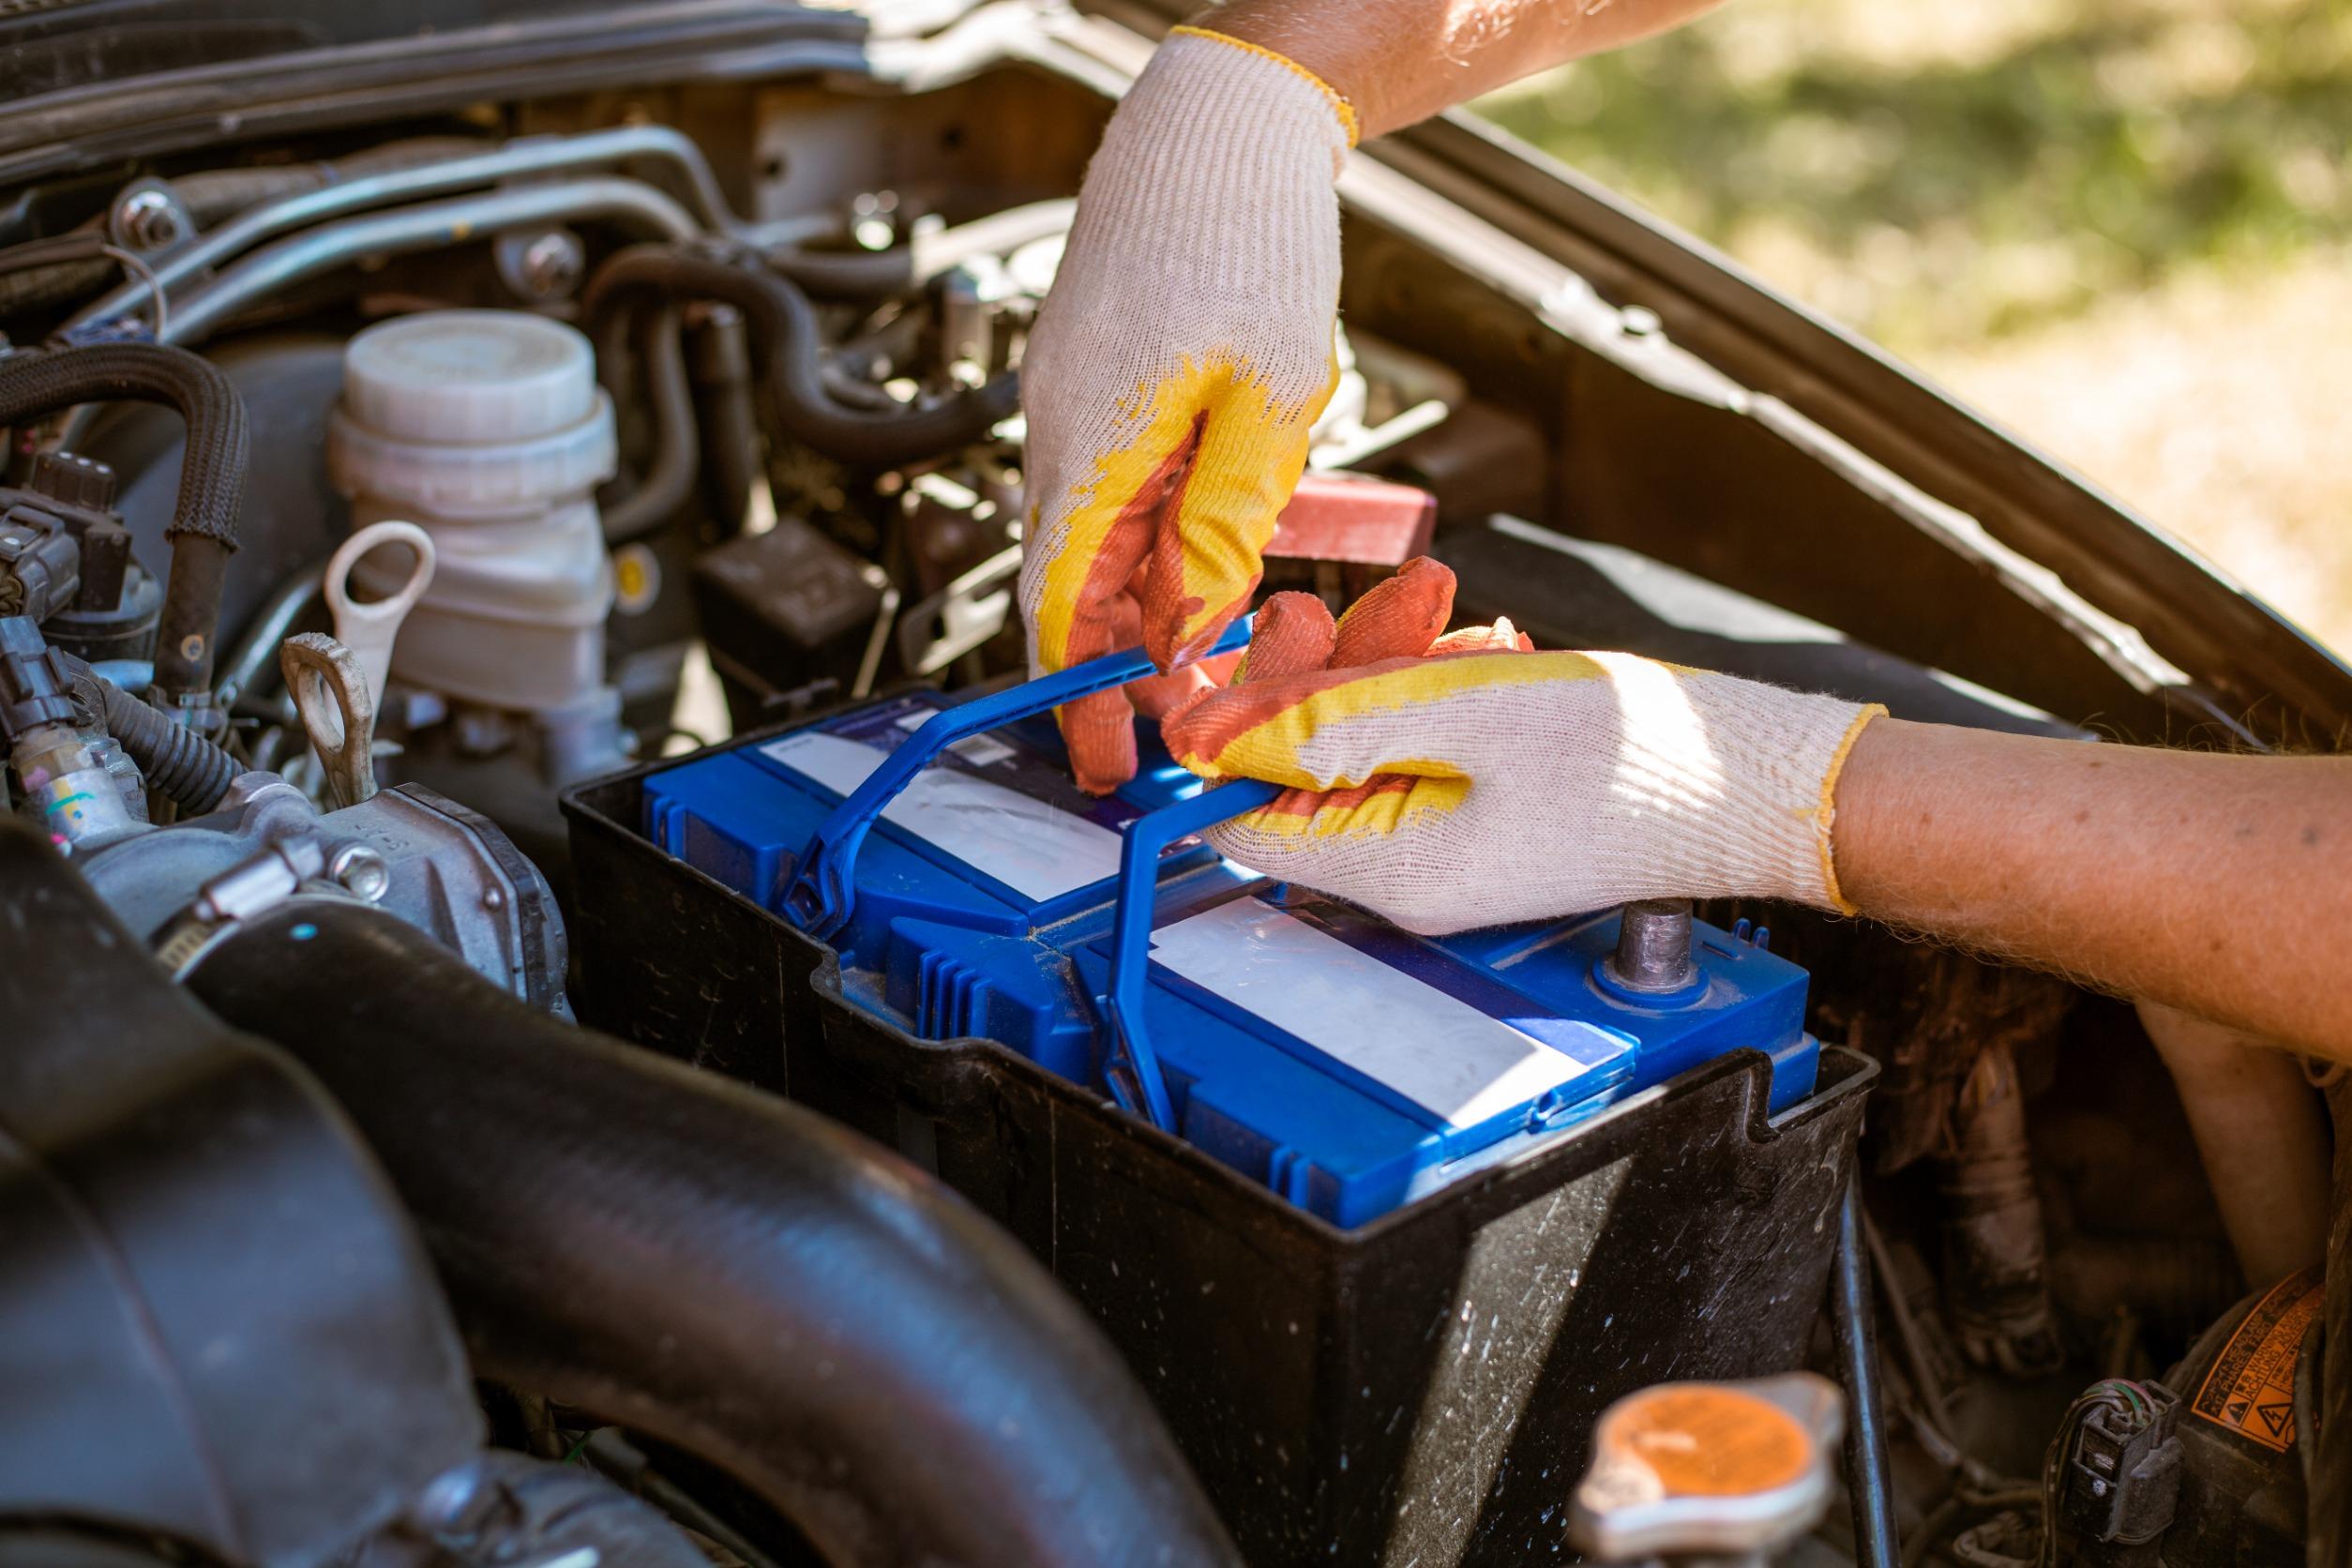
1019;25;1356;793
1161;559;1886;935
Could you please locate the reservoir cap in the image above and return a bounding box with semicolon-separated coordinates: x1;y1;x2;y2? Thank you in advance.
341;310;597;445
1571;1374;1843;1561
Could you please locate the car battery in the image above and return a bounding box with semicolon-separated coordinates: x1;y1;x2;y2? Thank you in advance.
562;640;1875;1566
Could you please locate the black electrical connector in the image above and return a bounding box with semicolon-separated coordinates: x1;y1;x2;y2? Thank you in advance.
2060;1380;2184;1551
0;615;76;740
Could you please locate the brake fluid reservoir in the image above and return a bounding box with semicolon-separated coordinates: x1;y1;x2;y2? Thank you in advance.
326;310;616;712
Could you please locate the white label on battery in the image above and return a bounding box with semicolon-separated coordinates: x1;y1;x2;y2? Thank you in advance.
760;731;1122;902
891;709;1014;765
1149;898;1606;1129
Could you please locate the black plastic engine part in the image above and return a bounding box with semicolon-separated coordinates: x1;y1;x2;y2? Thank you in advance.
0;612;74;737
692;515;883;728
0;452;165;664
0;342;247;704
2058;1382;2184;1563
0;816;482;1568
0;489;83;621
2157;1271;2319;1568
183;898;1241;1568
561;762;1878;1568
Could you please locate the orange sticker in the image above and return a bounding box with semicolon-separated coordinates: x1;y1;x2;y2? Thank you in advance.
2191;1266;2322;1454
1600;1387;1811;1498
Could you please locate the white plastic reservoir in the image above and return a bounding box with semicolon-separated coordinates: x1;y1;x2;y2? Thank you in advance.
327;310;616;712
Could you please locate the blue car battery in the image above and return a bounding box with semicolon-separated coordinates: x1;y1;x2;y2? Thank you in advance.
640;655;1817;1227
561;641;1876;1568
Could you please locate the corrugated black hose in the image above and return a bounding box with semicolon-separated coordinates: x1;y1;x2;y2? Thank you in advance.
580;244;1018;471
62;651;237;815
0;342;247;703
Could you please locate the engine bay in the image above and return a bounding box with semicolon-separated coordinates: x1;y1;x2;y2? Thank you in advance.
0;5;2340;1567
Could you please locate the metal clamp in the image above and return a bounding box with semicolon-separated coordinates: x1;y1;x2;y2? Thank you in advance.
151;836;331;975
778;620;1255;939
1095;777;1283;1132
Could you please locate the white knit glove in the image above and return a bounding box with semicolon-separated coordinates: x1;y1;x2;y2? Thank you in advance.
1161;561;1886;936
1019;26;1355;792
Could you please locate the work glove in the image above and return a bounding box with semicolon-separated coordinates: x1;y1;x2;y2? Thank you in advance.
1019;25;1357;793
1161;559;1886;936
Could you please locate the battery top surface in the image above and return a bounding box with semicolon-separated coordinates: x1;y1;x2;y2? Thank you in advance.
645;690;1817;1227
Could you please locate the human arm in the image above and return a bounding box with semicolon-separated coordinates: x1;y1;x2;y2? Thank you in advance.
1162;563;2352;1062
1209;0;1733;141
1831;717;2352;1055
1021;0;1728;791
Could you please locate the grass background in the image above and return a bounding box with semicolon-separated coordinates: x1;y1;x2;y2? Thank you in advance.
1472;0;2352;656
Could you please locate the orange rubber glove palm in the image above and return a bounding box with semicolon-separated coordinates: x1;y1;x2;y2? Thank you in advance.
1163;560;1884;935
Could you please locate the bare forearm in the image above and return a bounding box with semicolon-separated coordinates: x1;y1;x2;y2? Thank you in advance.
1205;0;1728;138
1833;718;2352;1059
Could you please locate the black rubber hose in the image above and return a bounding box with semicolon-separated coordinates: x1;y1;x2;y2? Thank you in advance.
1832;1173;1901;1568
62;653;237;815
594;302;697;546
689;306;761;542
580;245;1018;471
186;903;1242;1568
0;343;246;702
761;243;915;304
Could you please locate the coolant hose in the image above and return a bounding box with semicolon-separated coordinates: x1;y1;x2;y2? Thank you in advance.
0;342;247;703
61;653;237;814
580;245;1018;469
594;302;697;545
692;307;761;541
185;902;1241;1568
761;243;916;304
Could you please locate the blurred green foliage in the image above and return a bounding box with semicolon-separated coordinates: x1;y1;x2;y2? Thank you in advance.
1472;0;2352;349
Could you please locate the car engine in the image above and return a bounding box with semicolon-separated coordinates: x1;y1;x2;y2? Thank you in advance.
0;5;2343;1567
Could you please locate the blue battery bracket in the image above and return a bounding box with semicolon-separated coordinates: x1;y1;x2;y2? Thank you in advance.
779;621;1256;939
1100;777;1285;1131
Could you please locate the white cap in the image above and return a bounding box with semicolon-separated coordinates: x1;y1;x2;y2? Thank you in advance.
329;310;614;519
341;310;596;445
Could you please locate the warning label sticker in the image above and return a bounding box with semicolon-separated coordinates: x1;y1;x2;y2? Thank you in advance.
2191;1265;2322;1454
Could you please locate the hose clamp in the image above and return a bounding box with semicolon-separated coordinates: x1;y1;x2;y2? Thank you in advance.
152;835;353;978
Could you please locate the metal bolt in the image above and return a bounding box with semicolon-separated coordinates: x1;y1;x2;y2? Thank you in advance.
2091;1477;2109;1499
523;231;582;294
494;227;585;300
1606;898;1697;993
117;188;186;252
328;842;391;902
